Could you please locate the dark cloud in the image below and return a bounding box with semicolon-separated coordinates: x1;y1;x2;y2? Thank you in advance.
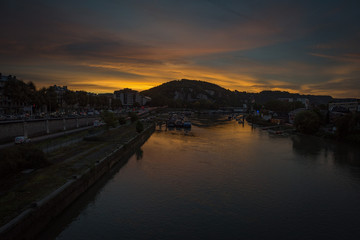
311;78;360;91
0;1;161;64
0;0;359;96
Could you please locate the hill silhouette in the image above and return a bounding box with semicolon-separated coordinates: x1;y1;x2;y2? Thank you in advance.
141;79;334;108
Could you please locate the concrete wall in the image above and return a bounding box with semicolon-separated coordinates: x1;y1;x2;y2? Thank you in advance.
78;117;91;127
0;117;98;143
0;122;24;142
48;119;64;133
26;120;47;137
0;124;155;240
66;118;77;130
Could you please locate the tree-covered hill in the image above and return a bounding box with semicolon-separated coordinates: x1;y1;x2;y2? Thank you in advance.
254;90;333;105
141;79;335;108
141;79;248;108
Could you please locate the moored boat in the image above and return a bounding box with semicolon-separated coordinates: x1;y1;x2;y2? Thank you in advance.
183;121;192;128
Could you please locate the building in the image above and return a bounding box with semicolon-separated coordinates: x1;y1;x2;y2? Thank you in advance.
51;85;68;107
114;88;136;107
296;98;310;109
329;101;359;112
0;74;24;114
271;112;289;124
114;88;150;107
0;73;8;114
278;97;310;109
278;97;294;103
98;93;114;108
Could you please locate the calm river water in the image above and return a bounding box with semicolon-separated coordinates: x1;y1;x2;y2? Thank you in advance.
40;116;360;240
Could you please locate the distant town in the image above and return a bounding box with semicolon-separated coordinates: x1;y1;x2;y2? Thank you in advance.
1;73;359;142
0;73;151;119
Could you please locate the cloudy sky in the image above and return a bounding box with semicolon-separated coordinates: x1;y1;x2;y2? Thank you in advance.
1;0;359;97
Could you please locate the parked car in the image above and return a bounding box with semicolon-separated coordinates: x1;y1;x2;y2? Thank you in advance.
14;136;31;144
93;120;105;127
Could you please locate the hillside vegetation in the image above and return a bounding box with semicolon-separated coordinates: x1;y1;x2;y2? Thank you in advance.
141;79;334;108
141;79;248;108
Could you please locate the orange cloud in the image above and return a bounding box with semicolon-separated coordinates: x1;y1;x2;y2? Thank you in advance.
1;1;359;98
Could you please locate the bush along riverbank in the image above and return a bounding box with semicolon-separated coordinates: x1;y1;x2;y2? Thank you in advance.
293;110;360;143
0;145;49;179
246;111;360;143
0;122;155;240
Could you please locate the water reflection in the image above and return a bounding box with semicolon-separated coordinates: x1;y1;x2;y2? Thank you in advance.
332;144;360;166
191;114;230;128
291;134;360;165
291;133;360;184
291;135;324;158
41;116;360;240
38;151;134;240
135;148;143;160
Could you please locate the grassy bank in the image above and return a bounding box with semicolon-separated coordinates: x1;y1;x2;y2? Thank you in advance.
0;145;48;179
0;121;151;227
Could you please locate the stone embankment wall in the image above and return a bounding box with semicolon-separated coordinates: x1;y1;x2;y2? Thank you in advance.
0;117;97;143
0;123;155;240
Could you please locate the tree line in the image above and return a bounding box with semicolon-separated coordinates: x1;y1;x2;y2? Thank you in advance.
3;76;122;113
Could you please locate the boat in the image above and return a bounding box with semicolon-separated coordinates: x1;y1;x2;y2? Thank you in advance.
183;121;192;128
175;120;184;127
167;119;175;127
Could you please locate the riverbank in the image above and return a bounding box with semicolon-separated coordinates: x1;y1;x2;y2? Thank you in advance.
0;121;155;240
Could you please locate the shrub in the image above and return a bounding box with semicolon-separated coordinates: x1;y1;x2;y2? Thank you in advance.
335;112;360;140
128;112;138;123
294;110;321;134
118;116;126;125
136;121;144;133
0;145;49;178
101;110;117;128
21;146;48;169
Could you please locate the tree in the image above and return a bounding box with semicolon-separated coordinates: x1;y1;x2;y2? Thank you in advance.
35;87;48;112
136;120;144;133
128;112;138;123
45;87;59;112
111;98;122;109
4;78;37;113
63;90;77;109
101;110;117;128
118;116;126;125
294;110;321;134
265;100;304;113
335;112;359;139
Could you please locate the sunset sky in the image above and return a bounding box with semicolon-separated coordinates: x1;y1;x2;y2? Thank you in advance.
1;0;359;98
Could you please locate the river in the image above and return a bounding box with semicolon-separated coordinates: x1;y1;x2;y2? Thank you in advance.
40;115;360;240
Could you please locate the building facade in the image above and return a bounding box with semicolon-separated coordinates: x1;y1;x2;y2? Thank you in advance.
114;88;150;107
0;74;25;114
52;85;68;107
278;97;310;109
329;101;359;112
